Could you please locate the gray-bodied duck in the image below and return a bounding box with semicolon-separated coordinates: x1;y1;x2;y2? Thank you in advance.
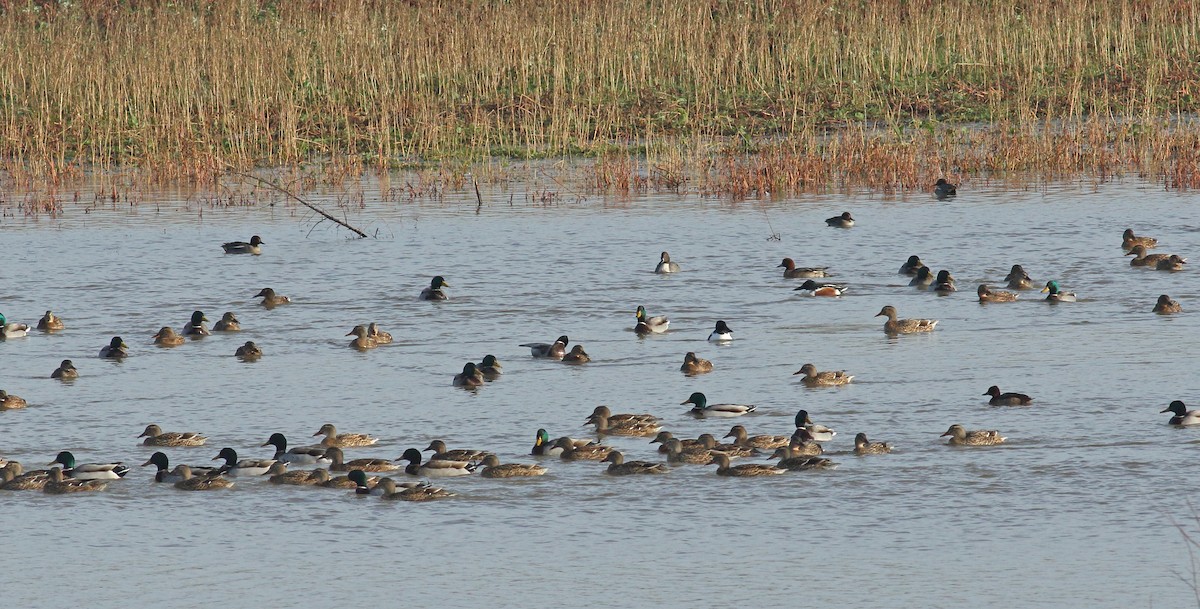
142;452;217;482
419;276;449;301
399;448;476;477
51;359;78;380
876;305;938;334
854;433;893;455
941;424;1006;446
793;363;853;386
521;335;568;359
211;447;275;477
778;258;831;278
152;327;185;346
99;336;129;358
710;452;785;477
932;270;956;294
313;423;378;448
601;451;669;475
213;312;241;331
1040;281;1077;302
794;410;836;442
222;235;264;254
37;310;65;331
48;451;129;480
182;310;209;336
0;390;27;410
655;251;681;274
825;211;854;228
322;469;381;489
977;284;1019;303
479;455;548;478
681;352;713;374
256;287;290;308
1153;294;1183;314
261;433;330;465
1005;264;1033;290
682;392;755;417
1161;400;1200;426
724;425;789;449
983;386;1032;406
139;424;207;447
634;305;670;335
0;313;30;339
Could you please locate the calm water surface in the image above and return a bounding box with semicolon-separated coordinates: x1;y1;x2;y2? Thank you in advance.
1;177;1198;608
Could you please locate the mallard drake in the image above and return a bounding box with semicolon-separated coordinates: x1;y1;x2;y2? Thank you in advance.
983;386;1033;406
1156;254;1187;271
724;425;789;449
266;463;327;486
37;310;65;331
325;468;382;490
425;439;493;463
48;451;129;480
1153;294;1183;314
553;437;613;461
323;446;396;473
601;451;669;475
664;438;715;464
876;305;938;334
681;352;713;374
1122;228;1158;250
99;336;128;358
710;451;785;476
977;284;1019;302
793;363;853;386
778;258;831;278
933;178;957;199
347;325;377;351
707;320;734;342
562;345;591;363
1005;264;1033;290
0;390;27;410
532;429;593;456
682;392;755;417
769;444;836;470
825;211;854;228
211;447;275;477
899;255;926;276
1127;245;1171;268
909;267;935;288
222;235;264;254
650;431;704;454
586;413;662;437
695;434;758;458
152;326;185;346
453;362;483;387
313;423;378;448
173;465;234;491
0;313;30;338
655;251;681;274
854;433;893;455
932;270;956;294
634;306;670;334
520;335;569;359
590;406;658;425
476;355;502;379
182;310;210;336
235;341;262;359
1161;400;1200;426
44;467;108;494
399;448;476;477
479;455;547;478
261;433;330;465
785;429;825;455
941;424;1006;446
255;287;290;308
139;424;207;447
419;276;449;301
51;359;78;379
0;462;51;490
794;280;847;297
375;477;456;501
794;410;836;442
367;323;392;344
141;452;217;482
213;312;241;331
1040;281;1077;302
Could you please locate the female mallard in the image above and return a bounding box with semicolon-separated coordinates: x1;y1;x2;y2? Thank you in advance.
977;284;1019;303
139;424;207;447
51;359;78;380
682;392;755;417
235;341;262;360
825;211;854;228
98;336;128;358
649;431;703;454
142;452;217;482
182;311;209;336
256;287;290;308
562;345;591;363
479;455;547;478
313;423;378;448
941;424;1006;446
261;433;330;465
590;406;659;425
793;363;853;387
634;306;670;334
681;352;713;375
707;320;734;342
899;255;926;276
325;468;381;489
769;444;836;470
375;477;456;501
723;425;789;449
520;335;569;359
211;447;275;477
1122;228;1158;250
44;467;108;493
983;386;1033;406
1040;281;1077;302
48;451;129;479
585;413;662;437
1156;255;1187;271
320;448;397;475
695;434;757;458
786;429;825;455
222;235;264;254
794;410;836;442
0;313;30;339
601;451;669;475
875;305;938;334
1127;245;1171;268
213;312;241;331
854;433;893;455
0;390;27;410
37;310;65;331
1153;294;1183;314
1;462;51;490
932;270;956;294
778;258;831;278
1161;400;1200;426
266;463;327;486
664;438;715;464
793;280;848;297
909;267;935;288
399;448;476;477
368;323;393;344
347;325;377;351
710;452;785;477
477;355;502;380
655;251;681;274
1005;265;1033;290
173;465;234;491
425;440;493;463
553;437;613;461
419;276;450;301
152;327;185;346
933;178;957;199
452;362;483;387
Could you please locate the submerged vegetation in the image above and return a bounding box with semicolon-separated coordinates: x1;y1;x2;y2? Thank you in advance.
2;0;1200;194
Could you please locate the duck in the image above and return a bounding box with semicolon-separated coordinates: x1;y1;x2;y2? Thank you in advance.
453;362;484;387
933;178;957;199
663;438;715;464
794;410;836;442
48;451;129;480
655;251;680;274
553;437;613;461
139;424;207;447
0;313;30;339
977;284;1019;302
785;429;825;456
634;305;670;334
182;310;209;336
142;452;217;482
0;462;51;490
367;322;392;344
347;325;377;351
425;440;493;462
44;467;109;494
941;424;1006;446
1153;294;1183;314
479;455;548;478
266;463;327;486
152;326;185;346
723;425;789;449
51;359;78;379
99;336;129;358
374;476;456;501
681;352;713;374
323;468;382;490
875;305;938;334
590;405;659;425
854;433;893;455
0;390;27;410
476;354;502;379
213;312;241;331
234;341;262;360
520;335;569;359
983;386;1033;406
419;276;449;301
222;235;264;254
707;320;734;342
909;267;935;288
211;447;276;477
932;270;956;294
650;431;703;454
562;345;591;363
899;255;926;276
793;280;847;297
1156;254;1187;271
172;465;234;491
778;258;831;278
1161;401;1200;426
1040;280;1077;302
255;287;290;308
261;433;330;465
601;451;669;475
710;452;785;477
1122;228;1158;250
399;448;476;477
825;211;854;228
586;413;662;437
769;444;836;470
695;434;758;458
1005;264;1033;290
1127;245;1171;268
532;429;564;456
321;447;397;473
313;423;378;448
681;392;755;417
36;310;65;331
793;363;853;386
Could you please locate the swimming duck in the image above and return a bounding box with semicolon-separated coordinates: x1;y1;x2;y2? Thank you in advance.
321;447;397;473
37;310;64;331
261;433;330;465
44;467;109;494
477;355;502;379
899;255;926;276
553;437;613;461
48;451;129;480
425;440;493;462
99;336;129;358
663;438;716;464
323;469;382;489
222;235;264;254
724;425;789;449
707;320;734;342
983;386;1033;406
419;276;449;301
266;463;327;486
825;211;854;228
793;280;848;297
941;424;1006;446
172;465;234;491
0;390;27;410
649;431;702;454
152;327;185;346
399;448;476;477
139;424;207;447
532;429;563;456
655;251;681;274
182;311;209;336
374;477;456;501
876;305;938;334
141;452;217;482
794;410;836;442
479;455;548;478
1153;294;1183;314
695;434;758;458
1122;228;1158;250
255;288;290;308
682;392;755;417
586;413;662;437
681;352;714;374
453;362;483;387
1156;254;1187;271
793;363;854;386
562;345;591;363
909;267;935;288
1161;401;1200;426
0;462;51;490
1005;264;1033;289
211;447;276;477
768;444;836;470
785;429;826;455
710;452;785;477
778;258;831;278
854;433;893;455
977;284;1019;302
520;335;569;359
367;322;393;344
347;325;377;351
51;359;78;379
601;451;669;475
235;341;262;360
0;313;30;339
590;406;659;425
934;178;957;199
1040;281;1077;302
213;312;241;331
932;270;956;294
1127;245;1171;268
313;423;378;448
634;306;670;334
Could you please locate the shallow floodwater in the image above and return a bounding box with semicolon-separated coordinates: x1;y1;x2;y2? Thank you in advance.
1;176;1198;608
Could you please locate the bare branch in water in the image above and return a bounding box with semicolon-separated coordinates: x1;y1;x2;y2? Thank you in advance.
228;169;369;238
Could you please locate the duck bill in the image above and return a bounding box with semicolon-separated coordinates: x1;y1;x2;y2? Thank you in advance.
939;431;952;437
1160;407;1172;413
140;459;153;466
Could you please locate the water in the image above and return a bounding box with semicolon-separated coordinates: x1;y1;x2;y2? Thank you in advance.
1;176;1198;608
